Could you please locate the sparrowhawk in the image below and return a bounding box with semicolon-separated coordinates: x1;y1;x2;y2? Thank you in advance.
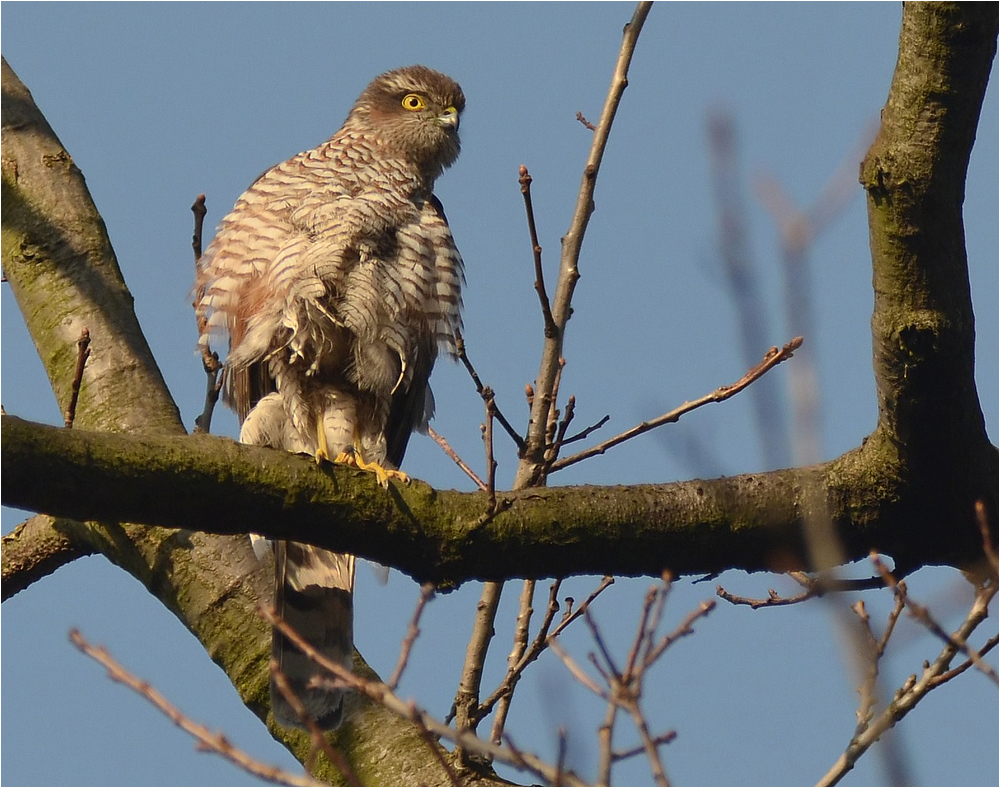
195;65;465;729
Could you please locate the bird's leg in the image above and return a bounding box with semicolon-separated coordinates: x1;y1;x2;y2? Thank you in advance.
315;419;332;464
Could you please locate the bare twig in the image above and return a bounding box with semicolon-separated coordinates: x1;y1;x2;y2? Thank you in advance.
561;413;610;446
191;194;224;434
407;700;462;787
514;1;653;488
597;701;617;786
756;120;877;467
575;111;597;131
976;500;998;581
451;579;503;760
715;571;886;609
817;581;998;786
928;635;999;687
483;390;499;513
706;107;788;468
262;607;589;786
479;576;615;727
870;553;998;684
550;576;615;640
270;661;361;785
193;354;224;434
388;582;436;689
70;629;320;787
427;426;487;491
455;332;525;452
642;598;716;671
489;579;536;744
549;579;714;786
64;327;90;428
478;579;560;720
519;165;557;339
191;193;207;259
551;337;803;472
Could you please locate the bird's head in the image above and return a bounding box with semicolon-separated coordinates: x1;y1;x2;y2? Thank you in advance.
351;65;465;180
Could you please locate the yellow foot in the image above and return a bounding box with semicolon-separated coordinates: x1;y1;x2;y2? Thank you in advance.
333;447;409;488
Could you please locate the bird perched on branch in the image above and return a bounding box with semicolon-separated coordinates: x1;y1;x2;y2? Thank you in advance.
195;65;465;729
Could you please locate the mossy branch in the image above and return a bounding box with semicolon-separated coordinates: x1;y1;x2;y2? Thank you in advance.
3;414;994;585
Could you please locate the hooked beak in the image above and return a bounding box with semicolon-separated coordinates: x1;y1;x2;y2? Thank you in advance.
437;105;460;131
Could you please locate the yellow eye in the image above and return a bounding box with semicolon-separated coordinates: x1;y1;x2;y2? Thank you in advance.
401;93;427;111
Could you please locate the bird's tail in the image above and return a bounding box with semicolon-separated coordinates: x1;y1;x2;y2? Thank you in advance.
271;540;355;730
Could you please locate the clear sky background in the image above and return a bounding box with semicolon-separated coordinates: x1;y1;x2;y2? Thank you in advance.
2;3;997;786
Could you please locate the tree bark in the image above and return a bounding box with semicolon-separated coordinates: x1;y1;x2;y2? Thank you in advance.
2;412;994;582
2;3;998;784
1;55;501;787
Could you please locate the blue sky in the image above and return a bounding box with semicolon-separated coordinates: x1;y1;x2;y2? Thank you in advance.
3;3;997;786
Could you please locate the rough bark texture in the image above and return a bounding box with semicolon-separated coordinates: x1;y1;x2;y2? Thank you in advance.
1;55;501;787
2;413;993;583
2;4;998;784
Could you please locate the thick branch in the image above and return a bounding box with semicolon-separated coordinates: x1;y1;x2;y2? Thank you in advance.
1;515;96;601
862;3;996;454
4;414;994;583
1;57;184;436
856;2;999;564
1;59;500;785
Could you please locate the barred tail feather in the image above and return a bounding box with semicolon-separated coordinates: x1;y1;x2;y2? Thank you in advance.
272;541;355;730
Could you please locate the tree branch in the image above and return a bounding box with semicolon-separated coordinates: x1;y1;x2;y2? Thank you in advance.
3;413;993;583
515;1;652;487
1;515;96;601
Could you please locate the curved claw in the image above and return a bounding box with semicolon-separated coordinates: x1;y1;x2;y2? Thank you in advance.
333;446;409;488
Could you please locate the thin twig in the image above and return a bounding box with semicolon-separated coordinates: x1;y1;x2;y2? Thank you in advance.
612;732;678;764
451;579;503;756
455;332;525;451
426;426;487;491
519;165;557;339
70;629;320;787
547;637;608;699
554;726;568;786
597;701;617;786
549;395;577;462
64;327;90;428
706;107;788;468
483;390;499;513
270;661;361;785
976;500;998;581
928;635;999;687
551;337;803;472
551;576;616;640
817;581;998;786
191;194;223;434
407;700;463;787
870;553;998;684
514;0;653;488
477;579;564;721
262;607;589;786
489;579;535;744
191;193;207;260
388;582;436;690
575;111;597;131
561;413;611;446
642;599;716;671
715;572;887;609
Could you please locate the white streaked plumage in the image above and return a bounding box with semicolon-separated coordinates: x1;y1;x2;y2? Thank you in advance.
194;65;465;730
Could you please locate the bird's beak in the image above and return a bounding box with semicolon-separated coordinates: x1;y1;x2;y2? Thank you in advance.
437;106;460;131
